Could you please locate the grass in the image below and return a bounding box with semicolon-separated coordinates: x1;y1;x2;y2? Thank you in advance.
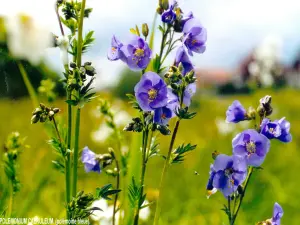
0;88;300;224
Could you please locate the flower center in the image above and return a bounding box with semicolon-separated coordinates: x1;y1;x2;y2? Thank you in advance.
111;47;117;53
148;89;157;101
246;141;256;154
161;113;166;119
225;168;233;177
192;39;198;45
134;48;145;57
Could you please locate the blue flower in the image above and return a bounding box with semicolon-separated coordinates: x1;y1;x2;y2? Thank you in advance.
154;89;179;125
81;147;100;173
134;72;168;111
272;202;283;225
232;129;270;167
226;100;247;123
261;118;292;143
107;35;123;61
183;18;207;56
174;11;194;33
175;46;194;76
120;35;152;71
161;5;176;24
211;154;247;197
183;83;196;107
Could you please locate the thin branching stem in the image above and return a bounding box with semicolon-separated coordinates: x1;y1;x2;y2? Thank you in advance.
17;62;38;107
231;167;254;224
112;156;120;225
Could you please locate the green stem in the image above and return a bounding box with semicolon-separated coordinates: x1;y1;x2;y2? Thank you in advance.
65;91;72;219
133;128;149;225
7;182;14;218
231;167;254;225
72;108;81;197
157;25;170;73
76;0;86;67
228;197;232;224
17;62;38;107
153;119;181;225
112;156;120;225
52;117;62;143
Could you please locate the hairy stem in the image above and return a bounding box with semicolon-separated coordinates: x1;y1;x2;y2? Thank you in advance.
153;119;180;225
133;128;149;225
228;197;232;224
157;25;170;73
112;156;120;225
76;0;86;67
52;117;62;143
72;108;81;197
7;182;14;218
17;62;38;107
231;167;254;225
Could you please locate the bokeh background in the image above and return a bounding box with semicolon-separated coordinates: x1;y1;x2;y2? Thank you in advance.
1;0;300;224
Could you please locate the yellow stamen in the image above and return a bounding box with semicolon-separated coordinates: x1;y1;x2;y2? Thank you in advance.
246;141;256;154
134;48;145;57
148;89;157;101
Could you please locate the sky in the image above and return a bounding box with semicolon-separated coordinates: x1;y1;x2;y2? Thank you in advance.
1;0;300;87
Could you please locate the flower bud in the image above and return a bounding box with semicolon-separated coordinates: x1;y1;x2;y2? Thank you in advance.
85;65;96;76
123;123;134;132
108;147;116;159
247;107;256;120
53;108;60;114
84;62;92;66
156;7;164;15
49;111;55;118
39;114;48;123
70;62;77;69
212;150;220;160
162;0;169;10
39;103;46;110
157;125;171;135
31;115;40;124
142;23;149;38
32;107;42;115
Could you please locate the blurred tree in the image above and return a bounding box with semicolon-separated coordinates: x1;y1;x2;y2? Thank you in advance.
112;68;140;99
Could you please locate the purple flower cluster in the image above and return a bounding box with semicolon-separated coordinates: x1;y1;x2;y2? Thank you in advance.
134;72;179;125
208;97;292;197
108;35;152;71
160;1;207;56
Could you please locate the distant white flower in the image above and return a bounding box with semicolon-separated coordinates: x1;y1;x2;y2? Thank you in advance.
92;124;113;143
91;108;130;143
215;118;234;135
90;199;150;225
5;14;52;65
139;200;151;221
56;36;69;66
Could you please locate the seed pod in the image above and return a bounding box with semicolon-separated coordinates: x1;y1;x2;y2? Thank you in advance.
31;115;40;124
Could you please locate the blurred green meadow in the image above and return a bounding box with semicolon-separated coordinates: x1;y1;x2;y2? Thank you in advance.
0;88;299;224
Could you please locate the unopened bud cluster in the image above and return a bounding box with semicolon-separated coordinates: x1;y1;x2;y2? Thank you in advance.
67;61;96;91
31;103;60;124
68;191;95;219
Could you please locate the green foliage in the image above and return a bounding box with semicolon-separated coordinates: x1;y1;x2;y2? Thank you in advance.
128;177;145;209
171;143;197;164
3;132;27;193
68;191;96;219
96;184;121;200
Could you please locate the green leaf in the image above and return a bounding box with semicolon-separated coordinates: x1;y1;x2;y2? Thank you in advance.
128;177;142;208
171;143;197;164
96;184;121;200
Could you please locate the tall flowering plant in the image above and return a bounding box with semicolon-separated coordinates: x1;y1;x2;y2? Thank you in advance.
108;0;207;224
206;95;291;224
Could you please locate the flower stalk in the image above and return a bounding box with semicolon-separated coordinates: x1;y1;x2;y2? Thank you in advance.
17;62;39;107
133;127;150;225
153;119;180;225
72;0;86;199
